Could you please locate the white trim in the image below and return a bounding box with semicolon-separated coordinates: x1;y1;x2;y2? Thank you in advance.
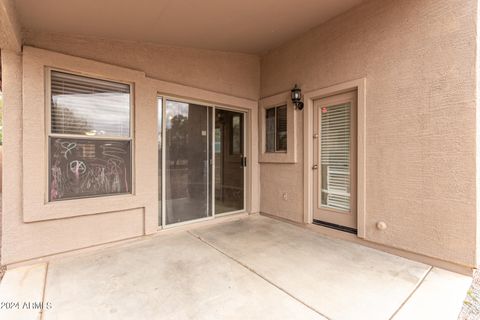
303;78;367;238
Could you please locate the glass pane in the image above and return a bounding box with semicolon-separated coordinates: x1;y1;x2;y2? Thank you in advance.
265;107;276;152
158;97;163;226
51;71;130;137
231;115;242;155
215;109;244;214
165;100;211;224
320;103;351;212
276;105;287;151
49;137;132;201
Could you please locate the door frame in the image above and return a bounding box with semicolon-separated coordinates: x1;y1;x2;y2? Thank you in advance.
313;91;357;229
214;107;248;217
303;78;367;238
158;96;248;229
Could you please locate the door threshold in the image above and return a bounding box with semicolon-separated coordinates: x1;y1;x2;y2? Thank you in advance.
162;216;214;229
158;211;249;231
313;219;357;235
215;209;246;217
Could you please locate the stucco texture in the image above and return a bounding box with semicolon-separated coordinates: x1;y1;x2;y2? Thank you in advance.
23;31;260;100
0;0;21;52
260;0;477;267
1;44;259;265
1;0;477;269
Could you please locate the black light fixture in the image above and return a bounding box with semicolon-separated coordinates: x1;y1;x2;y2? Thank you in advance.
291;84;304;110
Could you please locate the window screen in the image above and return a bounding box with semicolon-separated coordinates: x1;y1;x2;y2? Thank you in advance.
49;70;132;201
321;103;351;211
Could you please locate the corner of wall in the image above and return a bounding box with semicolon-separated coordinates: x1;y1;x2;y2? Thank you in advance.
1;49;23;265
0;0;23;52
476;0;480;268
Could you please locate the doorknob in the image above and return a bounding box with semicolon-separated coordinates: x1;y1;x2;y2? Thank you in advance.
312;164;318;170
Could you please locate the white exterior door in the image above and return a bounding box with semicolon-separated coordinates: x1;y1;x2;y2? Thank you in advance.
313;91;357;230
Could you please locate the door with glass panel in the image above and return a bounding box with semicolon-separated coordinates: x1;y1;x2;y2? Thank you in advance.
160;99;212;225
214;109;245;214
313;91;357;230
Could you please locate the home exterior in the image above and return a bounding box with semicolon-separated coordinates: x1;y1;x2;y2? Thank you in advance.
0;0;478;274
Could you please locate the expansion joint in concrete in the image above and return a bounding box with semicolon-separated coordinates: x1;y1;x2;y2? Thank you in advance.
388;266;433;319
186;230;331;320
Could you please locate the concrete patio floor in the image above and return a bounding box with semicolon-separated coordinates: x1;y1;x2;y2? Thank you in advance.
0;215;472;320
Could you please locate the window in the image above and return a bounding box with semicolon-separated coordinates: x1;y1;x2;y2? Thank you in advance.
265;105;287;152
320;103;351;211
48;70;132;201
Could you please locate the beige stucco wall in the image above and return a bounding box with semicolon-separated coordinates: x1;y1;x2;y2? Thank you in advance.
0;0;21;52
23;31;260;100
1;0;477;269
1;40;259;264
260;0;478;267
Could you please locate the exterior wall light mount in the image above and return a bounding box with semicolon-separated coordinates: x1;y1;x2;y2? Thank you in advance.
291;84;304;110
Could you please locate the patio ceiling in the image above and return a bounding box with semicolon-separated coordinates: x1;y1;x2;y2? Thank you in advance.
13;0;365;54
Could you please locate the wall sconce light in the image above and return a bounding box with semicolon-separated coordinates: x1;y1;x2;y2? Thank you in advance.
291;84;304;110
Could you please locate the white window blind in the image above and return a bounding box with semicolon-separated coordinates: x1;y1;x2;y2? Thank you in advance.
321;103;351;211
51;71;131;137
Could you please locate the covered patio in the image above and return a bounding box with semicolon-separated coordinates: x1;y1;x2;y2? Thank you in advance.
0;215;471;319
0;0;479;318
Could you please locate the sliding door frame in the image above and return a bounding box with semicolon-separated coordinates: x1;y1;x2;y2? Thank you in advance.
158;95;248;229
214;107;247;217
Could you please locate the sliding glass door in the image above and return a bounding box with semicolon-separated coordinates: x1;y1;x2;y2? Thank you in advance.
214;109;245;214
158;97;245;227
164;99;212;225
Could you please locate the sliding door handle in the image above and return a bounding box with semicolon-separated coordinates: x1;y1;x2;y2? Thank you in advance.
240;156;247;168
